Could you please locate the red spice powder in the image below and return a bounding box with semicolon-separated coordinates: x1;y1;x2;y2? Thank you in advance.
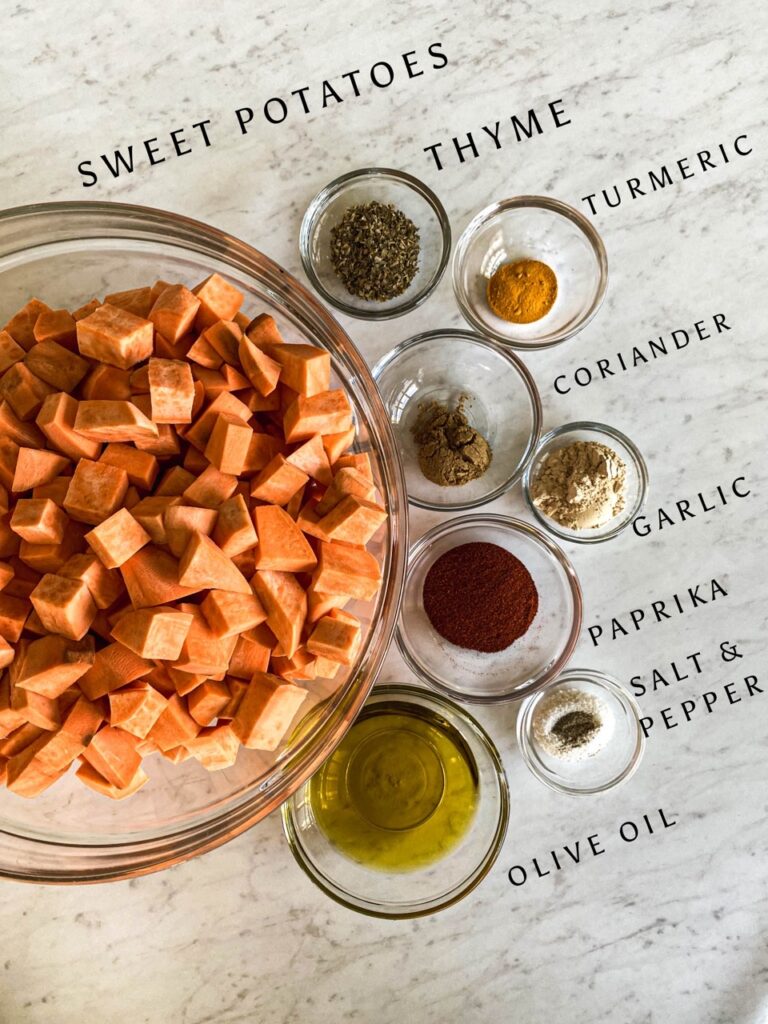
422;541;538;653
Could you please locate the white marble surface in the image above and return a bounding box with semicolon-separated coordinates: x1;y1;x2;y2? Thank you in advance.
3;1;768;1021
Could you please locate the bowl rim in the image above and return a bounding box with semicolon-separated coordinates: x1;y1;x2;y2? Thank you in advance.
281;682;510;918
515;668;646;795
299;166;451;321
396;513;583;704
522;420;649;544
371;328;543;511
0;199;408;883
452;194;608;350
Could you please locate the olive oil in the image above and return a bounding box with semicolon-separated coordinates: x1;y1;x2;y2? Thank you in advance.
309;702;479;872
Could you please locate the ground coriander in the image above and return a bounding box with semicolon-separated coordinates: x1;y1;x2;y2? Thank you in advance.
411;396;492;487
330;200;420;302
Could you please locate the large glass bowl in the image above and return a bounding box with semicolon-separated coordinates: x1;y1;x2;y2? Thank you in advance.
0;201;407;883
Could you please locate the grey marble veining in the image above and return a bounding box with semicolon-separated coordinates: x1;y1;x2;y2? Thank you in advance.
2;0;768;1021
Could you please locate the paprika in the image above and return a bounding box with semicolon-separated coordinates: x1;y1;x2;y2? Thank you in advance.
422;542;539;653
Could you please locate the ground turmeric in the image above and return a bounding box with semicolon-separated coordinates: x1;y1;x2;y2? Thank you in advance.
487;259;557;324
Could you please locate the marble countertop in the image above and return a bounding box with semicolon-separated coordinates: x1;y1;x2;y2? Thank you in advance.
3;1;767;1021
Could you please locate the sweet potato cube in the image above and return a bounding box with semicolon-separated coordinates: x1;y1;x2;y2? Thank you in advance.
184;391;251;451
0;362;55;420
24;339;89;390
316;495;387;545
148;284;200;342
253;505;317;572
252;570;307;659
130;496;179;544
170;606;238;675
31;695;103;772
0;636;14;669
286;434;333;486
74;400;159;443
212;493;258;557
227;632;271;679
283;389;353;443
321;426;356;465
78;641;151;700
182;463;238;509
60;552;124;610
103;286;154;318
178;532;252;594
187;681;231;727
200;590;266;638
250;455;308;506
238;334;281;396
85;508;150;569
244;313;283;347
76;760;149;799
30;573;95;640
315;467;376;516
11;448;69;493
307;613;361;666
184;722;239;769
192;273;244;331
81;363;132;401
186;334;222;369
111;606;193;660
108;682;167;739
155;466;195;497
3;298;52;351
204;413;253;475
11;683;60;731
0;330;25;373
14;634;95;698
6;741;66;796
98;444;158;491
242;432;282;474
334;452;373;480
271;648;317;682
30;308;76;348
0;560;12;590
120;546;201;608
11;498;68;545
81;725;142;788
64;458;128;525
202;320;241;365
164;504;217;558
232;671;307;750
266;343;330;397
147;693;199;752
0;593;31;641
76;303;153;369
313;542;382;601
0;402;45;452
147;357;195;424
36;393;101;461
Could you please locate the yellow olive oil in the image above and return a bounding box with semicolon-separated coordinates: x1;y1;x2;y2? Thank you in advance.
309;702;479;872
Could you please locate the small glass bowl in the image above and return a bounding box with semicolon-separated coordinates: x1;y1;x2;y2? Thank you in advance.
516;669;646;795
452;196;607;349
372;329;542;510
396;515;582;704
522;421;649;544
300;167;451;320
281;684;509;918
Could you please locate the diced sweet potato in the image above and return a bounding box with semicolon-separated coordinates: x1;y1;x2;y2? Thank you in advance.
178;532;251;594
108;681;167;738
76;760;149;799
0;363;56;420
80;363;133;402
164;504;217;558
316;495;387;545
6;741;67;796
78;641;151;700
14;634;94;698
253;505;317;572
24;339;89;391
32;695;103;771
184;722;239;769
282;390;353;444
74;400;159;443
315;467;376;516
149;284;200;343
81;725;142;788
312;542;382;600
252;570;306;659
187;680;231;727
244;313;283;347
130;495;179;544
4;299;52;351
321;426;356;464
111;606;193;660
120;545;201;608
147;693;199;752
265;343;330;397
200;590;266;638
10;498;68;545
286;434;333;486
103;286;154;318
64;458;128;525
0;330;26;373
36;393;102;461
212;493;258;557
85;507;150;569
76;304;153;369
192;273;244;331
30;573;96;641
59;552;124;610
98;444;158;491
238;334;281;396
148;357;195;424
306;612;361;666
334;452;374;480
250;455;308;506
11;447;69;492
182;464;238;509
203;413;253;476
232;671;307;750
202;320;241;365
227;631;271;679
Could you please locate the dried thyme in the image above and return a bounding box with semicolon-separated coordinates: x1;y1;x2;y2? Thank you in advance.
330;200;420;302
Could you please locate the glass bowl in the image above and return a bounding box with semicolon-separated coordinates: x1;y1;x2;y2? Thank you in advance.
516;669;646;794
522;421;649;544
299;167;450;320
372;329;542;510
0;200;407;883
281;684;509;918
397;515;582;703
452;196;607;349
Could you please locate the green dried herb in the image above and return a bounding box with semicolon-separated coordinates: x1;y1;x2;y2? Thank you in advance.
330;200;420;302
411;396;492;487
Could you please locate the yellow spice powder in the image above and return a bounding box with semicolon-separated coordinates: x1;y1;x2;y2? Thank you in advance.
487;258;558;323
